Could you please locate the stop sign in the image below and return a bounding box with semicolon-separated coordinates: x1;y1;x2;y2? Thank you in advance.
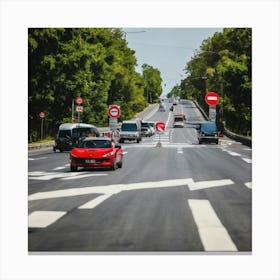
205;92;220;106
155;121;166;132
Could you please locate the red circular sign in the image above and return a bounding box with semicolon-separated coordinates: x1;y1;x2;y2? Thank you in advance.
39;112;45;118
108;105;121;118
155;121;166;132
75;96;83;105
205;92;219;106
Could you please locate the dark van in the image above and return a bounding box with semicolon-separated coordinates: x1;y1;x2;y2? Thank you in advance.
197;121;219;144
53;123;100;152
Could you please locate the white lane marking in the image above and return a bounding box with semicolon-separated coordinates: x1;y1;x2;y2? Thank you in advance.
28;211;66;228
28;178;234;201
188;179;234;191
122;151;128;155
242;158;252;164
245;182;252;189
29;171;108;181
177;148;183;154
227;151;241;156
61;173;108;180
188;199;237;251
53;166;65;170
78;194;113;209
28;157;48;161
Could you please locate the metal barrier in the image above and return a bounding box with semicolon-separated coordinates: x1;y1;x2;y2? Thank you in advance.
193;100;252;148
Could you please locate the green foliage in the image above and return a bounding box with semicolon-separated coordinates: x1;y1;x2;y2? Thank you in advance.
181;28;252;135
142;64;163;103
28;28;153;140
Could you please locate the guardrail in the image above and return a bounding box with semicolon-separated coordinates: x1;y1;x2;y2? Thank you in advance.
193;100;252;148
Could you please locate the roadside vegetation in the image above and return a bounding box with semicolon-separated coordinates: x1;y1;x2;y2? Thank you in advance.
28;28;162;142
167;28;251;136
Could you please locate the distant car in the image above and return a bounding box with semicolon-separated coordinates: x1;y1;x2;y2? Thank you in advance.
141;121;155;135
70;137;123;171
159;103;166;112
141;127;152;137
197;122;219;144
173;101;178;106
173;114;186;128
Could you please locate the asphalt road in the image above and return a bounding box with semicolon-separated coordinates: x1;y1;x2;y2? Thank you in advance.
28;100;252;252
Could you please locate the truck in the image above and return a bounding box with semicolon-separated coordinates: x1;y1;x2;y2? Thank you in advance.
197;121;219;144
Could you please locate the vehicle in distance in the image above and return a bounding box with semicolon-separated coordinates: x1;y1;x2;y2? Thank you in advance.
70;137;123;171
158;103;166;112
197;121;219;144
141;121;155;135
173;114;186;128
53;123;100;152
141;126;152;137
119;120;142;143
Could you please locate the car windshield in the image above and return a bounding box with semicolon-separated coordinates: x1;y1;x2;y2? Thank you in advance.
58;130;71;138
121;123;137;131
141;122;150;128
80;140;112;148
174;117;184;122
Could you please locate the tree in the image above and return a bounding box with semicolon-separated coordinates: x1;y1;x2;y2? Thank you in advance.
142;64;163;103
182;28;251;135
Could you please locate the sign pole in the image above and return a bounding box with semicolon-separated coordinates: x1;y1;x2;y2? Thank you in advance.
40;118;44;148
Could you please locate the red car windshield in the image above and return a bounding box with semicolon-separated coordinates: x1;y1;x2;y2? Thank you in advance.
79;140;112;148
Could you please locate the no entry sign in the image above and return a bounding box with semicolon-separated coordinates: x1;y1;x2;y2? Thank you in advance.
155;121;166;132
75;96;83;105
205;92;220;106
108;105;121;118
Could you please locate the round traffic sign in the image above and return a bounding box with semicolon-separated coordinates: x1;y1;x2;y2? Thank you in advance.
205;92;220;106
75;96;83;105
155;121;166;132
108;105;121;118
39;112;45;118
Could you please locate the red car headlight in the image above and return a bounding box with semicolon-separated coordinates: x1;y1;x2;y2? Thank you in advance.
103;151;114;157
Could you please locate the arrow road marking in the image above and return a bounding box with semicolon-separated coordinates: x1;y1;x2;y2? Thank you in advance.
28;178;234;201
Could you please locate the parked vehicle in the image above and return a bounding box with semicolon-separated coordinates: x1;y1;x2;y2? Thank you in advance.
197;121;219;144
173;114;186;128
119;120;142;143
70;137;123;171
53;123;100;152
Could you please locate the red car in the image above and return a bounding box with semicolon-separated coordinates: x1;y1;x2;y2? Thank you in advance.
70;137;123;172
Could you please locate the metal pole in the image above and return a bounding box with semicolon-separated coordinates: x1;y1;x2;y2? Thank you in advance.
72;99;74;122
40;118;44;148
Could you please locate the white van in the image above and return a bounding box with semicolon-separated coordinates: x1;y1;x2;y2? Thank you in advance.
119;120;142;143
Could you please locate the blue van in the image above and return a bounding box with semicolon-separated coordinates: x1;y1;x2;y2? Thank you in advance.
197;121;219;144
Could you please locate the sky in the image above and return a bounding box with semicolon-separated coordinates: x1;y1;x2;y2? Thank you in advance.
123;28;223;97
